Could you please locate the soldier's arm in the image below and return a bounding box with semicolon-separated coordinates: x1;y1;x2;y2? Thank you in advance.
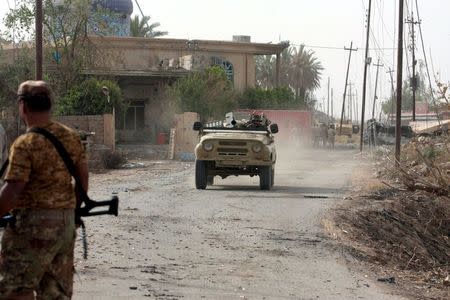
75;136;89;193
76;160;89;193
0;181;25;216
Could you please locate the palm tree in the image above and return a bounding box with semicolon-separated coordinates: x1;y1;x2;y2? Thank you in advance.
255;55;275;88
130;15;168;38
279;47;294;87
289;45;323;99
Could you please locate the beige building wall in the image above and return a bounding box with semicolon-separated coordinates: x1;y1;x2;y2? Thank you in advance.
86;36;285;92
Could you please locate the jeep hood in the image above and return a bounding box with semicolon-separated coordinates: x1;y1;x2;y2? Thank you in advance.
199;131;270;144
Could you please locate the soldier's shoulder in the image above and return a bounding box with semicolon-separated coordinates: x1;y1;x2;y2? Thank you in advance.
51;122;81;139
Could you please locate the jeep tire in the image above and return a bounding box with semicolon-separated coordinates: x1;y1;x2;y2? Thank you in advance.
207;175;214;186
259;166;272;190
271;167;275;186
195;160;207;189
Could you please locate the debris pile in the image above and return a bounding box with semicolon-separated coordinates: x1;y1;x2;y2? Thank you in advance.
331;135;450;298
395;135;450;196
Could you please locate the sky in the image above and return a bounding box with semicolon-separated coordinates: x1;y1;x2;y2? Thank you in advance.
1;0;449;119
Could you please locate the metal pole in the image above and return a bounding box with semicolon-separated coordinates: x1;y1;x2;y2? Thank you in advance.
339;42;357;134
372;59;383;120
359;0;373;152
327;77;330;121
395;0;405;165
387;68;396;125
35;0;43;80
406;13;420;121
331;88;334;121
348;83;352;122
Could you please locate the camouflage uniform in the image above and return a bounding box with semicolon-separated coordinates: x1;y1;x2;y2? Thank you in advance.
0;121;86;299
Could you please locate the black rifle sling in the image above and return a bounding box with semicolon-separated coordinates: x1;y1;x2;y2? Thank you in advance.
0;159;8;178
28;128;89;201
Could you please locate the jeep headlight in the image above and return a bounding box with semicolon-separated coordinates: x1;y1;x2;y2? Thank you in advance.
203;142;214;152
252;143;262;153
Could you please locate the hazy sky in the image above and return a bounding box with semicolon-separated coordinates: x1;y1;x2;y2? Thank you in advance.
1;0;449;118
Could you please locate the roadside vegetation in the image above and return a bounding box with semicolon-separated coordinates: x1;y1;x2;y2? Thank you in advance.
329;135;450;299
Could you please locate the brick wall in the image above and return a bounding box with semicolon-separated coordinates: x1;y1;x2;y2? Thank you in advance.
54;114;115;149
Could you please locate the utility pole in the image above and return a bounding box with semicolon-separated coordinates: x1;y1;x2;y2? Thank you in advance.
355;90;359;123
387;68;396;125
331;88;334;121
348;83;353;122
395;0;405;165
406;12;420;121
339;42;358;134
372;59;384;120
369;59;383;148
360;0;373;152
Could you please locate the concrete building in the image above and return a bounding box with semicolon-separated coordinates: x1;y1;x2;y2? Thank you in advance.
84;35;287;143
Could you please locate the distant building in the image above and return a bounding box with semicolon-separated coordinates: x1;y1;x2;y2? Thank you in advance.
51;0;133;37
90;0;134;36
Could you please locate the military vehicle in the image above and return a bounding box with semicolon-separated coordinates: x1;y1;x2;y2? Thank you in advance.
193;113;279;190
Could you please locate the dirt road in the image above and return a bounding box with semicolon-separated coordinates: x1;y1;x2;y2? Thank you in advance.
73;148;403;299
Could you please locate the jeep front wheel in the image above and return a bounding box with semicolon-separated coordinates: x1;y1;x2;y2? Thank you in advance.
271;168;275;186
195;160;208;189
259;166;272;190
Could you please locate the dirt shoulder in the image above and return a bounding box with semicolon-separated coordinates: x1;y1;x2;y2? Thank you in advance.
324;155;450;300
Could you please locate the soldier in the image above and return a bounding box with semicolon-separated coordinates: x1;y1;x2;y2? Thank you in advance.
327;124;336;149
0;80;88;299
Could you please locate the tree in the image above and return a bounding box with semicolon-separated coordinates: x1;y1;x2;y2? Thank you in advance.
3;0;94;95
1;0;126;115
168;66;236;121
289;45;323;99
55;78;123;116
255;45;323;102
0;48;34;108
130;15;168;38
237;87;304;110
255;54;275;89
382;60;432;114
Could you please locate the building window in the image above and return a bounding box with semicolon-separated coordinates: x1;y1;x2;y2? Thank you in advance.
120;100;145;130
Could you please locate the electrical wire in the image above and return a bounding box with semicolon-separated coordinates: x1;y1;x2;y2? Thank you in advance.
290;43;395;51
375;0;394;43
414;0;444;128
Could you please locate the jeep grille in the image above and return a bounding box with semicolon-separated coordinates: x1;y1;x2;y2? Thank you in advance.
217;148;248;156
218;141;247;146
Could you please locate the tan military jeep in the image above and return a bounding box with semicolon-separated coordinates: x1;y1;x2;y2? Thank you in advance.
193;114;278;190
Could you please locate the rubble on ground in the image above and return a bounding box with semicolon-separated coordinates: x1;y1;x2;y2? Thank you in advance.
329;135;450;299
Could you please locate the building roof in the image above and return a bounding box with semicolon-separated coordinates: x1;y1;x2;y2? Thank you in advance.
88;35;289;55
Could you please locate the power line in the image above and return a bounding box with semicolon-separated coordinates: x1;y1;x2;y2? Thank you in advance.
290;43;395;51
415;0;444;127
375;0;394;43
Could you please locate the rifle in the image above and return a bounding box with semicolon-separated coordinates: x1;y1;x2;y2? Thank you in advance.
0;196;118;227
0;127;119;258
